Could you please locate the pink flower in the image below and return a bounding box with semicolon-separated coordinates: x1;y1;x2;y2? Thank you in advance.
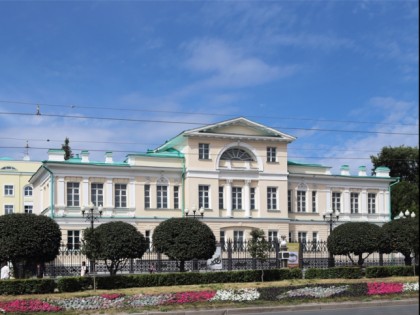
0;299;61;312
100;293;125;300
166;291;216;304
367;282;404;295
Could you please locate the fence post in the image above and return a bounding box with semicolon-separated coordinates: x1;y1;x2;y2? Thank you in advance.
227;239;232;271
129;258;134;273
298;242;304;269
379;253;383;266
275;240;280;268
157;251;162;272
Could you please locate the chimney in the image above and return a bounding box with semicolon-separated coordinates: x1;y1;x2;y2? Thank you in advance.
340;165;350;176
81;150;90;163
105;151;113;163
48;149;65;161
375;166;390;177
358;166;367;176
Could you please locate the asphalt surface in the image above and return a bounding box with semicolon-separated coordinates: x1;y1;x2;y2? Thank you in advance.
112;298;419;315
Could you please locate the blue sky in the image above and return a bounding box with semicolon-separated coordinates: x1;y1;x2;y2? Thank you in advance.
0;0;418;174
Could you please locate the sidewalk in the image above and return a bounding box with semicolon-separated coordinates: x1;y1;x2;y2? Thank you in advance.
115;298;419;315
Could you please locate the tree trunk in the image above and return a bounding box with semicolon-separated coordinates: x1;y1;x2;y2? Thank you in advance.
180;260;185;272
357;254;364;266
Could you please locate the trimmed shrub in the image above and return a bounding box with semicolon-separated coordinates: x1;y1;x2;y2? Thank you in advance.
305;267;362;279
365;266;418;278
0;279;56;295
56;277;92;292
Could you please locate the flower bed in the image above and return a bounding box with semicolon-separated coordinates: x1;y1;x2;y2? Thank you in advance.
0;281;417;313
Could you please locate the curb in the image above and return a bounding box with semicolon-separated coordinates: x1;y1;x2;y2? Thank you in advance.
120;298;419;315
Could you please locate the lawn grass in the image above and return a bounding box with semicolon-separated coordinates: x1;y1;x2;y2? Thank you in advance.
0;276;418;314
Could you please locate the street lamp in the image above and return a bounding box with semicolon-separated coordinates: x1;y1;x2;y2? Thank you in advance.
185;206;204;218
323;208;339;268
394;209;416;220
82;202;103;274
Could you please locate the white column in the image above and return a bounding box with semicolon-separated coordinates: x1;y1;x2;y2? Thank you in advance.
378;191;384;215
360;190;367;214
57;177;65;207
226;180;232;217
384;190;390;215
40;187;44;213
343;189;350;214
244;180;251;217
325;189;331;211
82;177;89;208
129;178;135;208
106;178;113;208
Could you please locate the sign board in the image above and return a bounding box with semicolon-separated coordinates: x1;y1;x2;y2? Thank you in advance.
287;243;300;268
207;244;223;270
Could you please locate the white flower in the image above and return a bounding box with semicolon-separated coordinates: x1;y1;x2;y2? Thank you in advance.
403;282;419;292
277;285;349;299
211;288;260;301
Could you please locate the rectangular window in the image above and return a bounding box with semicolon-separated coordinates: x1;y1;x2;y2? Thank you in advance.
267;147;277;162
199;185;210;209
157;185;168;209
312;232;318;242
267;187;277;210
144;184;150;209
4;205;13;214
288;190;292;212
233;230;244;251
298;232;307;243
66;182;80;207
218;186;224;209
288;232;292;243
220;231;225;250
312;191;317;213
250;187;256;210
173;186;179;209
145;230;152;251
91;183;104;207
232;187;242;210
332;192;341;212
115;183;127;208
312;232;319;251
368;193;376;214
24;205;33;213
198;143;209;160
4;185;14;196
350;192;359;214
268;230;278;243
297;191;306;212
67;230;80;250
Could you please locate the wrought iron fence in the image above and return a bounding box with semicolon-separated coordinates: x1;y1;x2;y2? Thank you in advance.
43;240;408;278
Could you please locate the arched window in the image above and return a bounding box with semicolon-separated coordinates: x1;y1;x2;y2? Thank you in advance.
220;147;254;161
24;186;33;197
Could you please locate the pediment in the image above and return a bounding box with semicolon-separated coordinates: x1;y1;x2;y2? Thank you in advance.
184;117;295;141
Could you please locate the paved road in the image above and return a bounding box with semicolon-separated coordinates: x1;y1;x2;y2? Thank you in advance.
125;299;418;315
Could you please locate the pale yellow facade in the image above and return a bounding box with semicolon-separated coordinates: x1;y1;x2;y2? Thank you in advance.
28;117;395;247
0;158;41;215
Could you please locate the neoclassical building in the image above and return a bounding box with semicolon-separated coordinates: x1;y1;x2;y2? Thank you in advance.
29;117;396;249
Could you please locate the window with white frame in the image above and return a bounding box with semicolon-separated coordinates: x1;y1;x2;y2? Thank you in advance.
350;192;359;214
173;186;179;209
145;230;152;251
332;192;341;212
66;182;80;207
288;190;292;212
91;183;104;207
312;191;317;213
198;143;209;160
268;230;278;243
250;187;256;210
297;190;306;212
67;230;80;250
218;186;224;209
115;183;127;208
24;186;33;197
232;187;242;210
312;232;318;242
144;184;150;209
267;187;277;210
4;205;13;214
368;193;376;214
267;147;277;162
298;232;307;243
24;205;33;213
233;230;244;251
220;230;226;249
199;185;210;209
157;185;168;209
4;185;14;196
311;232;319;251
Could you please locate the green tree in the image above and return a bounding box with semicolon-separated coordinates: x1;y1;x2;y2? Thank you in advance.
379;217;419;266
327;222;381;267
153;218;216;272
248;228;271;282
370;145;419;218
61;137;73;160
83;221;147;276
0;213;61;278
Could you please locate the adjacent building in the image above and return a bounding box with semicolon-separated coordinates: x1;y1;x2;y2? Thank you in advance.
28;117;396;248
